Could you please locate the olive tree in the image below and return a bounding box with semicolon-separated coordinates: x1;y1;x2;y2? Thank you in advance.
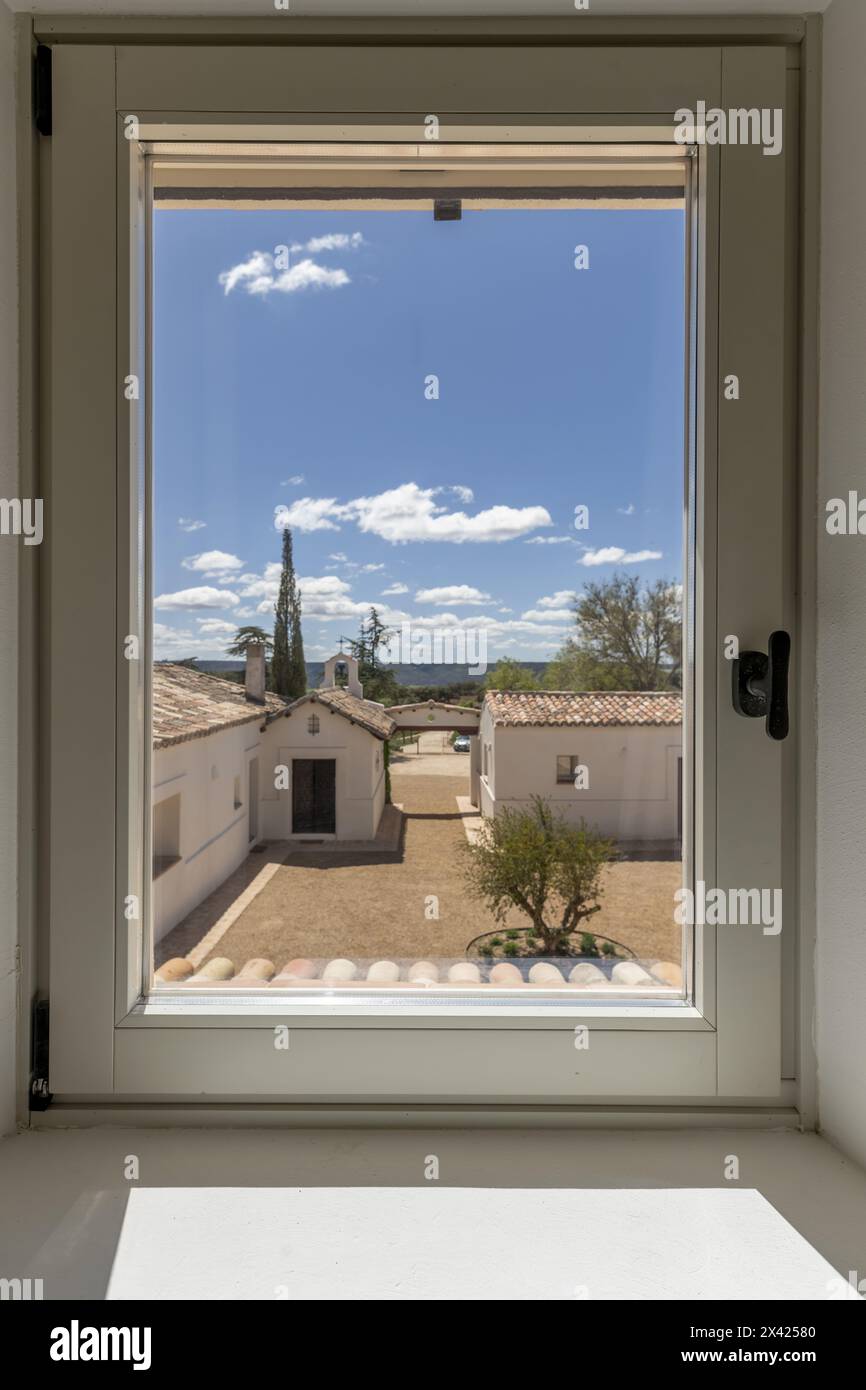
461;797;614;955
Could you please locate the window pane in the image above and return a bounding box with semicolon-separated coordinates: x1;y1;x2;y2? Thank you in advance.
146;148;690;1001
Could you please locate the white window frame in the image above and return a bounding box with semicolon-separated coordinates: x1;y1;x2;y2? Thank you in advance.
37;36;798;1109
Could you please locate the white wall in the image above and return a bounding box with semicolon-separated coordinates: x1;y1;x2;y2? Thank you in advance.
0;0;17;1137
270;712;384;842
815;0;866;1166
153;720;277;941
479;708;681;849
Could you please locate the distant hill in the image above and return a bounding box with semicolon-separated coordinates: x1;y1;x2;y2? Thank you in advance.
189;659;549;689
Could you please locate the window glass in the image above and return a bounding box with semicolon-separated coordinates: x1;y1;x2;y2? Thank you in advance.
148;157;689;998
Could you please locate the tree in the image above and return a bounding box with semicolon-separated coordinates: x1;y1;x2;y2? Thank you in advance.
271;526;307;700
460;797;614;955
226;625;273;658
545;573;681;691
483;658;540;692
347;607;398;704
348;607;393;673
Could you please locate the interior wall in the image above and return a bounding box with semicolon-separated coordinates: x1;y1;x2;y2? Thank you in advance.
0;1;857;1148
815;0;866;1167
0;0;18;1137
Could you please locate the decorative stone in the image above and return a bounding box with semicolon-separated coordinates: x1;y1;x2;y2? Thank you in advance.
366;960;401;983
279;958;316;979
448;962;481;983
528;962;565;985
610;961;655;987
153;958;194;984
568;962;608;986
237;958;276;981
650;961;683;989
408;961;439;984
190;957;235;981
323;958;358;981
489;963;524;985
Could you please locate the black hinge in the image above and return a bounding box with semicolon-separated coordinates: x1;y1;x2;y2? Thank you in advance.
434;198;461;222
34;44;52;137
29;999;52;1111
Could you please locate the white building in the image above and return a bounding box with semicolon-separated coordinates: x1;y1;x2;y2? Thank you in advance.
152;649;395;943
475;690;683;855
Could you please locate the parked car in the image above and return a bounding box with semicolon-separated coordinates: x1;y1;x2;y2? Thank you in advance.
452;735;471;753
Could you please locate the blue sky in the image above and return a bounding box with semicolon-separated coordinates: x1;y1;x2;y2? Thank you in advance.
152;205;685;663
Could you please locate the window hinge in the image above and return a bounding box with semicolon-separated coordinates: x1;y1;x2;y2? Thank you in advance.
29;998;52;1111
434;198;461;222
34;44;52;137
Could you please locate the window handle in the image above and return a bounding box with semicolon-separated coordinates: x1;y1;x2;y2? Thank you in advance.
731;630;791;741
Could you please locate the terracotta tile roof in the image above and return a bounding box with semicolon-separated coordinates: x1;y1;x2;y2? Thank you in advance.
154;954;682;991
483;689;682;728
289;688;397;741
152;663;288;750
386;700;480;718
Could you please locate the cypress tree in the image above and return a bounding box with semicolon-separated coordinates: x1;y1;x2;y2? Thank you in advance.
272;526;306;700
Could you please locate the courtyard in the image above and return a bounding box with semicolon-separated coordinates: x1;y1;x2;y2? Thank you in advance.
156;735;682;977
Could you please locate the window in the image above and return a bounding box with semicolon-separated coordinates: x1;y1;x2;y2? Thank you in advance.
152;794;180;880
42;36;797;1107
556;755;581;784
233;775;242;811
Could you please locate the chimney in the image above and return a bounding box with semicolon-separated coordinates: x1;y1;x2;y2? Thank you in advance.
245;642;266;704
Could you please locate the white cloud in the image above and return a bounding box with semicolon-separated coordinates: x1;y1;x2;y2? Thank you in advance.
196;618;238;636
181;550;244;578
278;482;551;544
281;475;305;487
153;620;240;661
525;535;575;545
521;608;574;623
448;485;474;503
219;250;350;297
401;611;572;655
178;517;206;533
154;586;240;611
295;574;369;622
382;583;409;595
302;232;364;254
275;498;342;533
617;503;636;516
415;585;491;606
536;590;577;610
578;547;662;567
153;622;194;648
350;484;551;544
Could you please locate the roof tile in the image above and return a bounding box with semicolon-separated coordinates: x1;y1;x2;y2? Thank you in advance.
152;663;287;750
483;689;682;727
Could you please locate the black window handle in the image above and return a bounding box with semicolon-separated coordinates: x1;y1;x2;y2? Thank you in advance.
731;630;791;741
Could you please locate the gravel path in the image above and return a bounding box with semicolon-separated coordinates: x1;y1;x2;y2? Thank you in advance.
157;767;681;972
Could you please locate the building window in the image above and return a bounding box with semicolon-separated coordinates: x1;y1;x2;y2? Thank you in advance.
308;713;320;735
233;774;242;810
556;755;581;784
152;793;181;879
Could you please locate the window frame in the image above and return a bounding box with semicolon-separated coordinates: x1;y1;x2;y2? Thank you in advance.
36;35;798;1108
